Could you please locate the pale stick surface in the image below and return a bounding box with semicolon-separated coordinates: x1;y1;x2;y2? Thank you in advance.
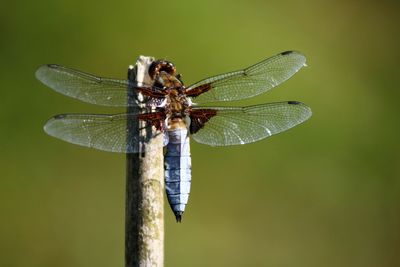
126;56;164;267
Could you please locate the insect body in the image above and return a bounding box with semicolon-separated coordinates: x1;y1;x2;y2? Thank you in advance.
36;51;312;221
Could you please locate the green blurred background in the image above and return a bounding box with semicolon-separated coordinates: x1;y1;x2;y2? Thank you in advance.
1;0;399;266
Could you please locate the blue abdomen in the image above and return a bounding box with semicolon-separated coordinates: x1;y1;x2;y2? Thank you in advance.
164;128;191;222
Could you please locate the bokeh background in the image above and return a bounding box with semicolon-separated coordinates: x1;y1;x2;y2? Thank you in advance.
1;0;399;266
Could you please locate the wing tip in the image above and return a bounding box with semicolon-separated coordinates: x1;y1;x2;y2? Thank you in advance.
280;50;307;66
43;113;71;135
280;50;304;56
287;101;313;120
35;64;62;83
281;50;294;55
35;65;45;81
43;115;58;135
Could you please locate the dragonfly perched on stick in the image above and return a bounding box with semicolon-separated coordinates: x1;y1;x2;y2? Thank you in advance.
36;51;312;222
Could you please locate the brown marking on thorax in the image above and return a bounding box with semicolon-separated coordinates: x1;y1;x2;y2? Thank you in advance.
185;83;212;97
189;108;218;134
157;72;189;119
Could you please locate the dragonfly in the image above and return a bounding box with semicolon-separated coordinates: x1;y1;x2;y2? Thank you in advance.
36;51;312;222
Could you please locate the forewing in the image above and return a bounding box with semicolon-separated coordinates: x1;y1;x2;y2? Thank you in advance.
44;113;164;153
185;51;306;103
36;64;137;107
190;101;311;146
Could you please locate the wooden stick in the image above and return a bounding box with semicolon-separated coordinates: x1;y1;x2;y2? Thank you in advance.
125;56;164;267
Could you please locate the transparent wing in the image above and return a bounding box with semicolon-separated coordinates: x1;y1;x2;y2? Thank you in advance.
36;64;137;107
185;51;306;103
44;113;164;153
190;101;312;146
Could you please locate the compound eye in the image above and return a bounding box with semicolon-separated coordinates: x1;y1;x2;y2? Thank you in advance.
149;60;177;79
